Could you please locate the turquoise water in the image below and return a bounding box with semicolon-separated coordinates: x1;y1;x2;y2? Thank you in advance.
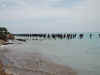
24;38;100;75
5;33;100;75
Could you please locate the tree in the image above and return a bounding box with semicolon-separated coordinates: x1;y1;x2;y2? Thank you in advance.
0;27;9;41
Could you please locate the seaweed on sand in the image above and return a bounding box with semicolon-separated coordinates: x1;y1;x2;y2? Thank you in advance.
0;60;13;75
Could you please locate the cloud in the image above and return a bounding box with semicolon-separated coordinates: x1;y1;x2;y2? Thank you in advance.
72;0;88;8
0;8;71;21
71;0;100;32
0;0;28;9
0;0;88;9
1;0;100;33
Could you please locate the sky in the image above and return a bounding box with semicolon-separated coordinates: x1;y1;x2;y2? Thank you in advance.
0;0;99;33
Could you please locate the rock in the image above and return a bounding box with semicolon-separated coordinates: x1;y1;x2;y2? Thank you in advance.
16;39;26;42
0;40;6;46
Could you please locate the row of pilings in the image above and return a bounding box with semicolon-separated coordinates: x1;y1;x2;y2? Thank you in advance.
14;33;100;40
13;33;100;40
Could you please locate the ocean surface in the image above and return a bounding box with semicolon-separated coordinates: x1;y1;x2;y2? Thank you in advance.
1;33;100;75
24;39;100;75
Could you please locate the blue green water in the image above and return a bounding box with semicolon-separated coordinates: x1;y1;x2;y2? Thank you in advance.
3;33;100;75
25;38;100;75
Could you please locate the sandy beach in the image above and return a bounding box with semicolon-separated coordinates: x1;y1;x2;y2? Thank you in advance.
0;43;77;75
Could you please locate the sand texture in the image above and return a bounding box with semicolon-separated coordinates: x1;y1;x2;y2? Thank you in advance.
0;44;77;75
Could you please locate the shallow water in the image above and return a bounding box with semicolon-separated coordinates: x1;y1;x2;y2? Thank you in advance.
1;38;100;75
24;39;100;75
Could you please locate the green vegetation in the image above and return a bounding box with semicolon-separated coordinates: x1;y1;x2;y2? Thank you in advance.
0;27;9;41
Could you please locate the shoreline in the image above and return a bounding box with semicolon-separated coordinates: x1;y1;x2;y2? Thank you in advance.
0;44;77;75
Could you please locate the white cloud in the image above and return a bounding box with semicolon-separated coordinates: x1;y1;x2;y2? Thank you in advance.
0;8;71;21
1;0;100;33
71;0;100;32
72;0;88;8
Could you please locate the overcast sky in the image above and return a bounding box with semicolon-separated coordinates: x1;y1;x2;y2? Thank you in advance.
0;0;99;33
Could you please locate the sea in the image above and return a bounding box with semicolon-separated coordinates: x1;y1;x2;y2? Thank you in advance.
1;33;100;75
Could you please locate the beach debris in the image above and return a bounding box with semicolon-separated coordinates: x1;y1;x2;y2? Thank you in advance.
16;39;26;42
0;60;13;75
0;40;6;45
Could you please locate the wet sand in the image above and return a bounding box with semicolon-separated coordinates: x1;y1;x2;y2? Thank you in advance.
0;60;13;75
0;44;77;75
